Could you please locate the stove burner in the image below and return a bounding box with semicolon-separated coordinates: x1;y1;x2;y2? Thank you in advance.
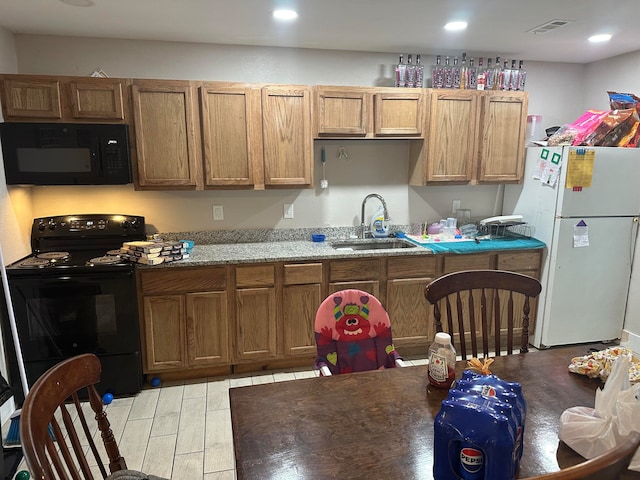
36;252;70;261
18;258;52;268
87;256;122;266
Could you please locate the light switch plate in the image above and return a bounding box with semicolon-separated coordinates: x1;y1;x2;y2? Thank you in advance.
284;203;294;219
213;205;224;221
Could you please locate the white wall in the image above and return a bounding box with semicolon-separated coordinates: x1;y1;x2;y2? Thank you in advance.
583;50;640;111
584;50;640;351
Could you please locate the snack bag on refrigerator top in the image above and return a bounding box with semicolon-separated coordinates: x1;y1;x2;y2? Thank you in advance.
567;109;610;145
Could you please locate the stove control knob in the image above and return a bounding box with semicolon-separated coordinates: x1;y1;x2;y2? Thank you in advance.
130;218;140;229
38;221;46;231
48;220;56;230
121;220;131;229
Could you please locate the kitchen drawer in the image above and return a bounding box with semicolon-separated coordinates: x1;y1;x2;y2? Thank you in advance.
387;256;436;279
139;267;227;293
284;263;323;285
236;264;275;287
329;259;381;282
497;251;542;273
443;254;492;274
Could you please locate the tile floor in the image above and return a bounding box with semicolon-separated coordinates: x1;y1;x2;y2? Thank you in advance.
11;358;432;480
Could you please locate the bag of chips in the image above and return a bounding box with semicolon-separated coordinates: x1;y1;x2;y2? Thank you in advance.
581;109;636;146
608;91;640;110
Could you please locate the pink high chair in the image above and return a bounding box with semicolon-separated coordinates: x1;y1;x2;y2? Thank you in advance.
314;289;405;376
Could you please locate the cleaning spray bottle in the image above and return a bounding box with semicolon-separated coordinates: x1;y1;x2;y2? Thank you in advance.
370;205;389;238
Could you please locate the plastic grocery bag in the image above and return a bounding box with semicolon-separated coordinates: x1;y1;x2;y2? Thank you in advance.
559;354;640;471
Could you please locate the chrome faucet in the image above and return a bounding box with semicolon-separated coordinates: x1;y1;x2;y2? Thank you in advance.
360;193;389;238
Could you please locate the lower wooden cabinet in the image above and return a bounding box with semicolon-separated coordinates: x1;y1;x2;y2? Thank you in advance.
234;265;277;361
187;291;229;366
136;249;543;377
328;258;381;297
137;267;229;374
235;287;277;360
143;294;185;370
282;263;323;357
386;256;437;352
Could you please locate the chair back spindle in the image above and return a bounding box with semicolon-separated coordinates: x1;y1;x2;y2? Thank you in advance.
425;270;542;359
20;354;127;480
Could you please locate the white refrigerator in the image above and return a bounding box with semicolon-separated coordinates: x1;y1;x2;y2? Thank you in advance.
503;146;640;348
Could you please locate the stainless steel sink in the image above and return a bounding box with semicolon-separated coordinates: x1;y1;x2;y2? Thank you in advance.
331;239;417;251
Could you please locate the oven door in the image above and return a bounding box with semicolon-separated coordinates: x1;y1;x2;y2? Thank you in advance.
9;271;140;359
6;269;142;401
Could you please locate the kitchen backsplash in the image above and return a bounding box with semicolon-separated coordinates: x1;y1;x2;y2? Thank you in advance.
160;225;411;245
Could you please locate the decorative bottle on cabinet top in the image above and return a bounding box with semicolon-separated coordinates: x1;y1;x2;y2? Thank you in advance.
467;57;477;89
415;54;424;88
406;54;416;88
443;56;453;89
452;56;461;89
483;57;494;90
395;54;407;87
432;55;444;88
516;60;527;91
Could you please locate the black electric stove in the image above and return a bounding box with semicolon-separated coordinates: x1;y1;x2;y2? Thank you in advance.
7;214;145;276
3;214;146;404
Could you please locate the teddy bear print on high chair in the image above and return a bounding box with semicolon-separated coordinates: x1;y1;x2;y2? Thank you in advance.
314;289;402;375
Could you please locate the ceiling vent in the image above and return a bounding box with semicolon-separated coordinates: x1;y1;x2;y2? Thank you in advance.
527;19;574;35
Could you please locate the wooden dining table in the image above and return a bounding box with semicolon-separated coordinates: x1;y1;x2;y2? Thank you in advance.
229;343;640;479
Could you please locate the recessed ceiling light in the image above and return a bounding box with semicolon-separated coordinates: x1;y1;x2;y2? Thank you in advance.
588;34;612;43
444;21;468;31
59;0;95;6
273;9;298;21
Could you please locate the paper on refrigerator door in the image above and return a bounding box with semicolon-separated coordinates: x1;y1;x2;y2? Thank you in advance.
573;220;589;247
566;149;595;188
532;148;562;187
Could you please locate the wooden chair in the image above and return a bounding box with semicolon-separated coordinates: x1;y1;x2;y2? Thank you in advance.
314;289;405;375
424;270;542;359
524;432;640;479
20;353;166;480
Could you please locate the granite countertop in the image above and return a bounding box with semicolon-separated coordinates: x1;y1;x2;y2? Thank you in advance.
153;238;434;267
142;229;546;268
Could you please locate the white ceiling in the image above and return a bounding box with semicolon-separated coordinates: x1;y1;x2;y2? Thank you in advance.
0;0;639;64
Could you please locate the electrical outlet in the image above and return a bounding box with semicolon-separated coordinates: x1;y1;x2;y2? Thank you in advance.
213;205;224;221
452;200;461;213
284;203;294;219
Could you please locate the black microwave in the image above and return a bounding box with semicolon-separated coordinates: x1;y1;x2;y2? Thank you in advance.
0;122;132;185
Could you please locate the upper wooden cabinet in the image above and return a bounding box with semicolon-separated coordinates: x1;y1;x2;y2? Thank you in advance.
409;89;527;185
131;79;201;189
314;86;424;138
262;85;313;187
200;83;264;189
0;74;128;122
316;88;368;136
373;90;424;136
132;80;312;190
477;91;528;183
